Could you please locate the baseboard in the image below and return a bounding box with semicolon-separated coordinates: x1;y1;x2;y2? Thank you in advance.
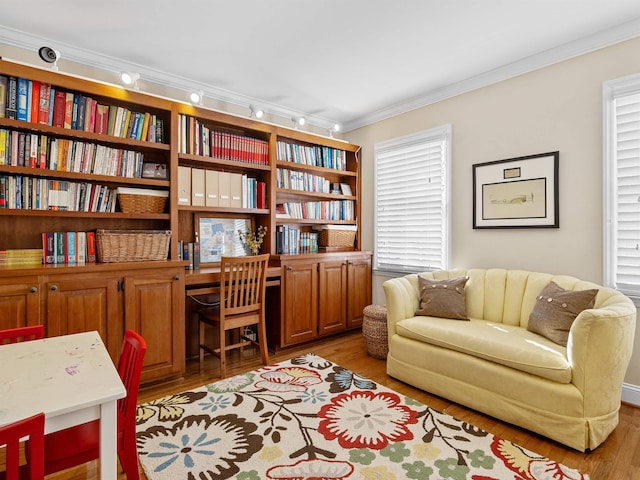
622;383;640;406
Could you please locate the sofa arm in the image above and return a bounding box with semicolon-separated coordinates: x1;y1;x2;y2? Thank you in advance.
568;299;636;416
383;275;420;335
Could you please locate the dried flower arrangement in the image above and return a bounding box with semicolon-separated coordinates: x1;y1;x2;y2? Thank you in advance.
238;225;267;255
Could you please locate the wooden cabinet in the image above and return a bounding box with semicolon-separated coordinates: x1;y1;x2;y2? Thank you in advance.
0;276;41;331
272;251;371;348
124;267;185;383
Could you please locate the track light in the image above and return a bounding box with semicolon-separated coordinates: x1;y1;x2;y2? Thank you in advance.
38;46;60;71
190;90;204;105
292;116;306;128
120;71;140;87
249;105;264;119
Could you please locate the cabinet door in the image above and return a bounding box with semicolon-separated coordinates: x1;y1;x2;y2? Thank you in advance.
0;277;41;331
46;274;121;360
318;260;347;336
124;269;185;384
282;261;318;346
347;256;372;328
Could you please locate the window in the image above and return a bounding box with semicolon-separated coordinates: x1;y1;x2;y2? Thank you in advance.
603;74;640;300
374;125;451;274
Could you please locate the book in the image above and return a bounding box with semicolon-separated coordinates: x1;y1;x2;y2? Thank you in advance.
37;83;51;125
76;231;87;264
86;231;96;262
0;75;7;118
55;231;65;264
41;232;55;264
66;231;77;264
64;92;74;129
16;77;29;121
95;104;109;134
30;80;40;123
52;90;66;127
5;76;17;119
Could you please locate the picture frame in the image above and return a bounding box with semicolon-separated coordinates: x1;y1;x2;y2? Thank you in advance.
472;151;559;229
195;214;252;264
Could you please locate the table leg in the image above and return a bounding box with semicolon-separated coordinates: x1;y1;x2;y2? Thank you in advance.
99;400;119;479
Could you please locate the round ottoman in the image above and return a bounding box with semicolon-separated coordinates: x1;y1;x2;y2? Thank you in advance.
362;304;388;359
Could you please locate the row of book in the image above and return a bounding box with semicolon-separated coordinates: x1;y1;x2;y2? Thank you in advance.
277;200;355;221
176;241;200;270
0;76;165;143
177;166;267;209
0;175;117;212
42;231;97;264
178;114;268;165
276;167;332;193
0;248;43;266
0;129;146;178
276;141;347;171
275;226;319;255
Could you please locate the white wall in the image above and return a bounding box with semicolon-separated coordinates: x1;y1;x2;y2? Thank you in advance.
345;36;640;394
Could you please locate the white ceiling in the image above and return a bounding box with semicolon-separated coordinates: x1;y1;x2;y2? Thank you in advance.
2;0;640;132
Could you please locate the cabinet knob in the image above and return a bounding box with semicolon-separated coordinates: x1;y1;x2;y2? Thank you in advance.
287;266;293;271
50;285;58;291
174;275;180;281
30;287;38;293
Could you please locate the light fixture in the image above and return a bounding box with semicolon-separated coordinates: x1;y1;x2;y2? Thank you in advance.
328;122;341;137
292;116;306;128
249;105;264;119
120;71;140;87
190;90;204;105
38;46;60;71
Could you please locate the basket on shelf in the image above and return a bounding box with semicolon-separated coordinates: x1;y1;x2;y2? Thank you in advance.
96;230;171;263
116;187;169;214
317;225;357;247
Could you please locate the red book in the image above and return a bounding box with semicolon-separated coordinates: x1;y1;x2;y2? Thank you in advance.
29;80;40;123
257;181;266;209
37;83;51;125
52;90;66;128
95;104;109;134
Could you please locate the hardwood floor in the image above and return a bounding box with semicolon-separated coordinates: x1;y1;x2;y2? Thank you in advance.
46;330;639;480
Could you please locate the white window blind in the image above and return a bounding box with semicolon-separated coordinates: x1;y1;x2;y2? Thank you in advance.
374;125;451;274
604;75;640;299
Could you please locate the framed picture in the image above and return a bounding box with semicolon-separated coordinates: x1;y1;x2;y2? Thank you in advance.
195;214;252;264
472;151;559;229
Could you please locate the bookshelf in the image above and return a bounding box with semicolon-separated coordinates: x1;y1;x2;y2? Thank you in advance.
0;59;370;356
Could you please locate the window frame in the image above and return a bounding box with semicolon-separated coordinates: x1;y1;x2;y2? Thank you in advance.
373;124;452;275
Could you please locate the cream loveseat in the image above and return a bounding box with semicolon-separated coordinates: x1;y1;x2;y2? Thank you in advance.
383;268;636;451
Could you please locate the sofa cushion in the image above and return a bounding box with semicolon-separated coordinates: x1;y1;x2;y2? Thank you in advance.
415;276;469;320
396;317;571;383
527;281;598;346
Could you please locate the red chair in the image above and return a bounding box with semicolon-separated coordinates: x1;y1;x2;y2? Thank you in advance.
38;330;147;480
0;413;44;480
0;326;44;345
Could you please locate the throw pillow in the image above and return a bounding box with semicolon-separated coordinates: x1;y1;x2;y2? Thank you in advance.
527;281;598;346
415;276;469;320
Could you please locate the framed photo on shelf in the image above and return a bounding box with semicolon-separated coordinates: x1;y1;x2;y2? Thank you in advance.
472;151;559;229
195;214;252;264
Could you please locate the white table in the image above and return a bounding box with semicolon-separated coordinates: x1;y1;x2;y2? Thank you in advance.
0;331;126;479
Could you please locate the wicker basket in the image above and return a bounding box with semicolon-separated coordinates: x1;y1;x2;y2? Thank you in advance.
318;228;357;247
117;188;168;214
96;230;171;263
362;304;388;359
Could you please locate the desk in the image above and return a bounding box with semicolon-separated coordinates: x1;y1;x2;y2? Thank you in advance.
0;331;126;480
184;265;282;295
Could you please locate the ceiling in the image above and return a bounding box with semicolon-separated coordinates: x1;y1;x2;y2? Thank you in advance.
2;1;640;132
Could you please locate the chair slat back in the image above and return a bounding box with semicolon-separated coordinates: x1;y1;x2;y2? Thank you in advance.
0;326;44;346
0;413;44;480
116;330;147;428
220;254;269;316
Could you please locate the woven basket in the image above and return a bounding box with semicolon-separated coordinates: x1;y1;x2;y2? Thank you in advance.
118;193;167;214
362;304;388;359
318;228;356;247
96;230;171;263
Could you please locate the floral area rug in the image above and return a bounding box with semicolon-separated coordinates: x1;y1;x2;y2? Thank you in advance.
135;354;589;480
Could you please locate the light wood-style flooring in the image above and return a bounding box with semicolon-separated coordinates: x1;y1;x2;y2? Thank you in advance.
46;330;640;480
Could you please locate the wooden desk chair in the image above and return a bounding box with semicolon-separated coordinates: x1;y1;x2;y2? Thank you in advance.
0;413;44;480
33;330;147;480
0;326;44;345
198;254;270;378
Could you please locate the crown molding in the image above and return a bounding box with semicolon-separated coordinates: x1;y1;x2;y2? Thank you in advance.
342;17;640;132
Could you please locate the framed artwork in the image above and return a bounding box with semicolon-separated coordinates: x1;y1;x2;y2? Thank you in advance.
195;214;252;264
472;151;559;229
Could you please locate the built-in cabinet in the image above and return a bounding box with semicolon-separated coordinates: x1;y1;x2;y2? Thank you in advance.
0;59;370;371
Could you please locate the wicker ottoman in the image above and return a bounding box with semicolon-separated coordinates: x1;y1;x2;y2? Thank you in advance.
362;304;388;359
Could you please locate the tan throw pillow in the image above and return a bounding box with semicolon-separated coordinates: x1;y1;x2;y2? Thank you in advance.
527;281;598;346
415;276;469;320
